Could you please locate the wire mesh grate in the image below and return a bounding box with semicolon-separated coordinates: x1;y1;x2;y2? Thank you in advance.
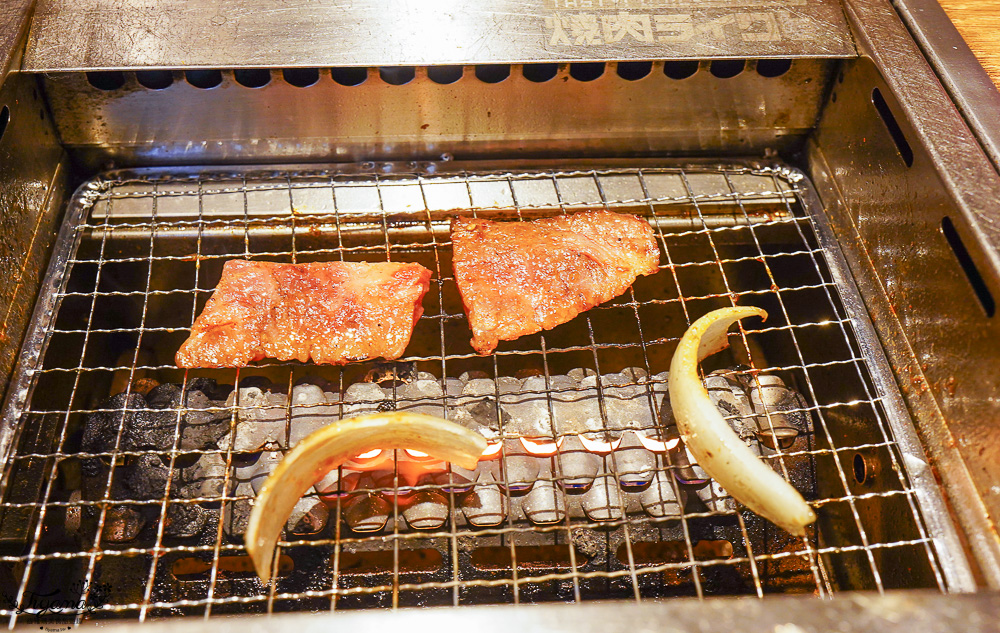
0;163;960;626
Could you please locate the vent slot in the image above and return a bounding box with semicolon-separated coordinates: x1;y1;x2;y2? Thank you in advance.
185;69;222;89
942;216;996;317
0;105;8;143
872;87;914;167
475;64;510;83
569;62;604;81
283;68;320;88
380;66;415;85
664;60;699;79
86;71;125;90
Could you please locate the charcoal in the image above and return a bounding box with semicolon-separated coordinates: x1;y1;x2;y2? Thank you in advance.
177;388;232;450
81;393;148;477
581;473;623;521
145;383;182;409
461;473;506;527
640;471;683;518
164;502;208;538
522;478;566;525
555;435;601;490
102;505;145;543
125;453;171;500
610;432;657;488
402;490;449;530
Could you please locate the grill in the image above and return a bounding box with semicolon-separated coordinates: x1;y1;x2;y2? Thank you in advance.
0;163;970;623
2;0;1000;630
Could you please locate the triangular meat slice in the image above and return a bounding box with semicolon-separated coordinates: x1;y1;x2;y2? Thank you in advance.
451;210;660;354
176;260;431;367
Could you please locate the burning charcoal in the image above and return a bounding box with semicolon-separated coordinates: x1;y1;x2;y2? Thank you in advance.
81;393;148;476
102;504;144;543
344;493;391;533
402;490;450;530
609;431;657;489
220;381;289;451
248;452;284;495
552;375;602;440
599;371;658;434
342;381;388;417
499;439;539;492
443;377;464;397
179;451;228;499
164;502;208;538
449;395;504;445
522;477;566;525
287;496;329;535
461;473;507;527
314;468;341;497
640;470;684;518
706;371;756;441
429;467;476;494
500;376;553;438
396;379;447;417
289;383;340;446
747;374;807;452
555;435;601;490
223;483;254;539
695;479;735;514
581;472;623;521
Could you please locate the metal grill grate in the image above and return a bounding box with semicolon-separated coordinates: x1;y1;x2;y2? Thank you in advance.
0;163;970;626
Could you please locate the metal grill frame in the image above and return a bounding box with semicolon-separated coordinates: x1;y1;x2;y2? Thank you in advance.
0;160;974;626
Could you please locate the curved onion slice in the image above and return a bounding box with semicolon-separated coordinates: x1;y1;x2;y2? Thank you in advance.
668;307;816;536
245;412;487;583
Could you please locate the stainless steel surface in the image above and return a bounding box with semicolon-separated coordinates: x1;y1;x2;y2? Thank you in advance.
806;0;1000;586
0;0;33;81
0;70;68;425
891;0;1000;171
68;591;1000;633
22;0;855;71
41;59;835;171
0;162;973;627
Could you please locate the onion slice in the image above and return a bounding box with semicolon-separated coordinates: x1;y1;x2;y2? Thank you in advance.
668;307;816;536
244;412;487;583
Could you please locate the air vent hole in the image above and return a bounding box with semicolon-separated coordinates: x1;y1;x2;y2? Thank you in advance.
283;68;320;87
853;454;868;484
185;70;223;89
942;216;996;318
234;69;271;88
87;71;126;91
663;61;698;80
617;61;652;81
872;87;914;167
475;64;510;83
709;60;745;78
522;63;559;82
756;59;792;78
136;70;173;90
332;67;368;86
380;67;416;85
570;62;604;82
427;65;464;84
0;106;8;143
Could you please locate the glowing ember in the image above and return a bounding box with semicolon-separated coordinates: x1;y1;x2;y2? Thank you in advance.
520;437;559;456
636;434;680;452
481;442;503;457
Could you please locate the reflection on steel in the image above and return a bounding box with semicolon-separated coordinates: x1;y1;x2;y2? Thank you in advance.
23;0;854;71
